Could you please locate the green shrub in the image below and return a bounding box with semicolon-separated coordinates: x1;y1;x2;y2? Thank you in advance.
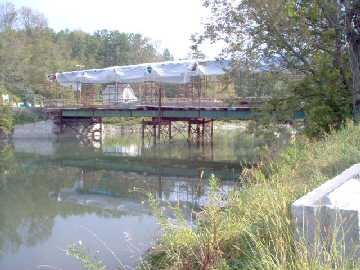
0;105;13;137
13;109;44;125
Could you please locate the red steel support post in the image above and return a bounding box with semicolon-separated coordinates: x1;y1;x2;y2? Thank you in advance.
141;119;145;145
169;121;172;140
153;124;157;145
187;122;191;143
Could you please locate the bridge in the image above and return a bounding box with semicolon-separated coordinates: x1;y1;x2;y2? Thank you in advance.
46;59;303;144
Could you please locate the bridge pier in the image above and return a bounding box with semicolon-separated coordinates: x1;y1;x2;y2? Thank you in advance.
186;118;213;146
60;117;102;144
141;117;214;145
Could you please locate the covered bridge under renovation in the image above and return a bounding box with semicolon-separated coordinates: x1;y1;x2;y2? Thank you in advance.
46;59;266;144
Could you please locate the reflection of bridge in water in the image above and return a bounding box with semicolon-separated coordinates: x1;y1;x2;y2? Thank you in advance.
18;148;244;181
13;138;242;216
40;156;240;220
14;137;246;181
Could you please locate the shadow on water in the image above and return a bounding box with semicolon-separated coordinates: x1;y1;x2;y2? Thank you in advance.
0;126;280;269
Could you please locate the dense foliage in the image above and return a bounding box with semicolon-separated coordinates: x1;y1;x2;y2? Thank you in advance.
195;0;359;136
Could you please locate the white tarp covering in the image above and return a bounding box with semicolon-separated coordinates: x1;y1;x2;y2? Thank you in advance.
55;59;230;88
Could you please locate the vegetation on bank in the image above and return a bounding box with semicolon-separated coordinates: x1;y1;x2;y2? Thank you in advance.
0;105;13;137
12;109;45;125
143;123;360;270
0;106;46;137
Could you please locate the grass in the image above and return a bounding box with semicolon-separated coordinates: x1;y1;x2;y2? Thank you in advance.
143;123;360;270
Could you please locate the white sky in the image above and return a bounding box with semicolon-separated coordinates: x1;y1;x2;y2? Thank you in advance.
8;0;223;59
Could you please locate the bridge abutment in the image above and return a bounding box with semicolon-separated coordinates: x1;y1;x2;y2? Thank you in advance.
48;112;103;144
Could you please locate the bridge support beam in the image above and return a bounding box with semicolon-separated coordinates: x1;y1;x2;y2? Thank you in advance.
141;117;214;145
186;119;213;146
48;111;214;147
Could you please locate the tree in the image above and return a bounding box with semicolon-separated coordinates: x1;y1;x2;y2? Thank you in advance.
341;1;360;119
18;6;47;33
0;2;16;31
197;0;355;136
0;4;163;101
190;45;206;59
162;48;174;61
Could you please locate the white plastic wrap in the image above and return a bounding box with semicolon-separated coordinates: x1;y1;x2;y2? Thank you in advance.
55;59;230;88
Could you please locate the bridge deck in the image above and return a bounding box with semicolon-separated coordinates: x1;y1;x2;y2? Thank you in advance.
46;105;257;120
46;105;305;120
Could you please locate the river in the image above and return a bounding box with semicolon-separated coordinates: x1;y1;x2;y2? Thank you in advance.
0;124;284;270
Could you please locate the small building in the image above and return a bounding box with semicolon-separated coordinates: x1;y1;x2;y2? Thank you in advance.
1;94;10;104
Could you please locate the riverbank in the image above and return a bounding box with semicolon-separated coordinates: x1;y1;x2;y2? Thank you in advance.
144;123;360;269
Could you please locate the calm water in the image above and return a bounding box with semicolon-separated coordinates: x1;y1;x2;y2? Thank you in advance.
0;125;280;270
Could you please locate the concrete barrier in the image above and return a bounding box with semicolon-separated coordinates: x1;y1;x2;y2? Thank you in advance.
292;164;360;259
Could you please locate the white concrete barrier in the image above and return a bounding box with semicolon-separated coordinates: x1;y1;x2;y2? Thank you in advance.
292;164;360;258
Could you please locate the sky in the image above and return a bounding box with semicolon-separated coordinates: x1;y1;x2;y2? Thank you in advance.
8;0;223;59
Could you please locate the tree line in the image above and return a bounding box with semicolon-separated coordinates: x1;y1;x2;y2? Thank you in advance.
0;2;172;100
